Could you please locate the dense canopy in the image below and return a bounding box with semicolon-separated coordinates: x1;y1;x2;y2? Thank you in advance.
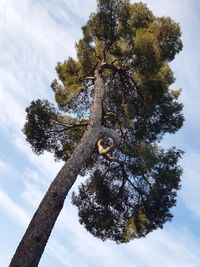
23;0;184;243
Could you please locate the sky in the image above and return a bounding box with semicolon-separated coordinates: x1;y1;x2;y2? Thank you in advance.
0;0;200;266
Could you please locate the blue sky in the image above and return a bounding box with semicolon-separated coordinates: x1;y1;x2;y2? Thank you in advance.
0;0;200;266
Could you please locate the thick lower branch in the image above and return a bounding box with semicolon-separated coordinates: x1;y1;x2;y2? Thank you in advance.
97;126;121;163
100;126;121;147
97;139;114;155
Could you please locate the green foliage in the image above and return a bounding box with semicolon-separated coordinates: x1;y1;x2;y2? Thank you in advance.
72;147;182;242
134;28;161;75
150;17;183;61
23;0;184;243
23;100;87;161
128;2;154;29
51;57;83;109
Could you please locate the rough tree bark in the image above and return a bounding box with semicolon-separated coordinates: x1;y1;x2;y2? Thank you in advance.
9;69;120;267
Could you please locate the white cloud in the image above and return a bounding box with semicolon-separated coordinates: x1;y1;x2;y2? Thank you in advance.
63;0;96;19
0;83;25;133
0;158;12;176
0;0;84;137
125;229;200;267
180;150;200;220
47;240;74;267
0;157;23;187
51;222;200;267
0;189;29;226
13;134;63;182
21;180;44;208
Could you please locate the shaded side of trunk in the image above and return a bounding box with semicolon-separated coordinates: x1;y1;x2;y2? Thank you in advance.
9;72;105;267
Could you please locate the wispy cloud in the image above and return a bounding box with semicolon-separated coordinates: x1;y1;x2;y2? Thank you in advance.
0;0;200;266
0;189;29;226
180;150;200;220
13;134;63;182
0;158;13;176
1;186;199;267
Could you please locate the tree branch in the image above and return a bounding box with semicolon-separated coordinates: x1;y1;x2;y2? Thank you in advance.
100;126;121;147
97;126;123;165
127;178;146;196
97;139;114;155
100;62;145;109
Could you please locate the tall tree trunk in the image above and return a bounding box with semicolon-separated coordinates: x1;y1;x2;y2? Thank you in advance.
9;71;106;267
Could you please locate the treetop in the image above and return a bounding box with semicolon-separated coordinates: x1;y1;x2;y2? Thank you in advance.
23;0;184;243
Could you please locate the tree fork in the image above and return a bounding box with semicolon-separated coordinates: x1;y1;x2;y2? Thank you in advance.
9;70;111;267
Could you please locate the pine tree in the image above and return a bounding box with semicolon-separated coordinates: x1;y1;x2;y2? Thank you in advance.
10;1;184;266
